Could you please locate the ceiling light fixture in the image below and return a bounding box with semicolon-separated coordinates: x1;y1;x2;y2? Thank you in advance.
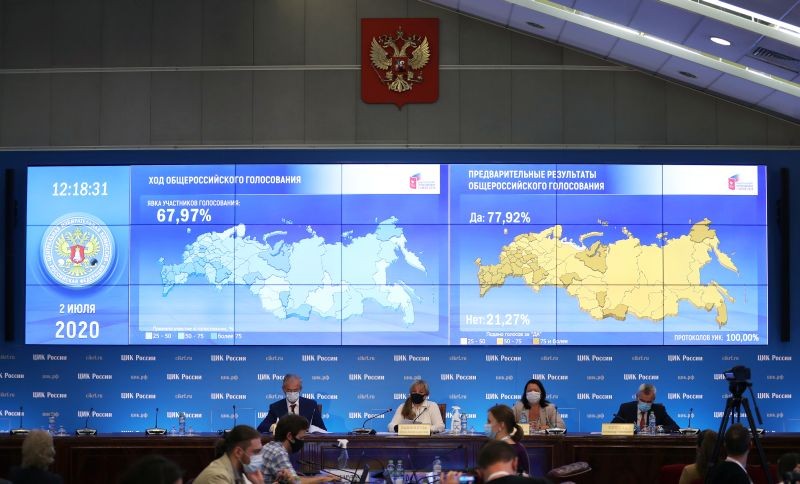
506;0;800;97
658;0;800;48
709;36;731;46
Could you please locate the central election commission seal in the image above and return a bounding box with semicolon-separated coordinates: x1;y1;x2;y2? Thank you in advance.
41;213;115;288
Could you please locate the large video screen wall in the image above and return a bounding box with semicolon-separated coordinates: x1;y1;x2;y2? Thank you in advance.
25;163;767;346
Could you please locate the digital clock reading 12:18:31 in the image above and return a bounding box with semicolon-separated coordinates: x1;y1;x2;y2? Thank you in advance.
52;181;108;197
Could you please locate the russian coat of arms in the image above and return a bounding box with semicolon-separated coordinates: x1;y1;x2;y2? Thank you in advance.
361;18;439;108
369;29;431;93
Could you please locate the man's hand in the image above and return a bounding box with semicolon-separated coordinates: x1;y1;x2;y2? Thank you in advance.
246;469;266;484
440;471;463;484
273;469;294;484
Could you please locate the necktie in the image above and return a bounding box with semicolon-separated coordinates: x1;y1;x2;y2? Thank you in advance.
290;403;296;414
639;411;646;429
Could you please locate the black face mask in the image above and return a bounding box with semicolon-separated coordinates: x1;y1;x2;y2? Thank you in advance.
410;393;425;404
289;437;305;453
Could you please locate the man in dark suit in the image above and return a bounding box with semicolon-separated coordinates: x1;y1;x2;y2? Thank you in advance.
257;373;326;433
610;383;679;432
706;423;752;484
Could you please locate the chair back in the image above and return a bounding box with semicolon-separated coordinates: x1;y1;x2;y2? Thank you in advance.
657;463;686;484
438;403;446;421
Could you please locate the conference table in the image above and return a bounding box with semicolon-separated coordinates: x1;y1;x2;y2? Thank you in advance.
1;432;798;484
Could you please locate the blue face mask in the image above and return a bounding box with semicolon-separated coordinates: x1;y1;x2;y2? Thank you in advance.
637;401;652;413
484;424;497;439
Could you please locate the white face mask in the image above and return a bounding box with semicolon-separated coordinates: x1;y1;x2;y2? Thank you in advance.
526;391;541;404
242;452;263;473
286;391;300;404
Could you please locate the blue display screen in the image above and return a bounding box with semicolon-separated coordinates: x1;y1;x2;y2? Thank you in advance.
25;163;767;345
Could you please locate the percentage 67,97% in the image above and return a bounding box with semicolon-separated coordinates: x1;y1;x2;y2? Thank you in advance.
156;208;213;224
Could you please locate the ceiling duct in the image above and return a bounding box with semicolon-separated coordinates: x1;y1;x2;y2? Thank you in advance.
749;46;800;74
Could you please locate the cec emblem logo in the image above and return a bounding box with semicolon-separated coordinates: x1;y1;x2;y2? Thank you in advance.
41;213;115;287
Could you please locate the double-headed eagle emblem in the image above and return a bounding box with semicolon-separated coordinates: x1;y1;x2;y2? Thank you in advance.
369;28;431;93
56;227;100;277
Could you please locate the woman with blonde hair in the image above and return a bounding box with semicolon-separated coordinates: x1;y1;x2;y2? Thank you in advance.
8;430;62;484
679;429;718;484
388;379;445;433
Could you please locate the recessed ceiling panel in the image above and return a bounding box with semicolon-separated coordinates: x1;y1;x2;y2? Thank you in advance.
558;22;618;57
609;38;672;71
658;56;723;88
758;90;800;119
777;2;800;26
458;0;514;25
573;0;642;24
628;0;703;42
709;73;775;103
508;4;570;42
737;55;798;81
682;17;761;59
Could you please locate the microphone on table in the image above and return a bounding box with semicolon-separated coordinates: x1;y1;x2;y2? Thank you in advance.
222;404;237;435
412;406;428;423
351;408;392;435
145;407;167;435
307;403;319;430
10;406;29;435
76;407;97;435
679;407;699;435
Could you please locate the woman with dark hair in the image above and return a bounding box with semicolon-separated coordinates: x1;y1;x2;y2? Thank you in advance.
388;379;445;433
512;379;565;431
486;405;530;476
678;430;718;484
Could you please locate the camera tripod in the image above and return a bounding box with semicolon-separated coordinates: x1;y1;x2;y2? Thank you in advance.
707;381;773;484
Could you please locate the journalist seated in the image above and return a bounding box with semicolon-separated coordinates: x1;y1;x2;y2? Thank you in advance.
706;423;751;484
193;425;264;484
8;430;63;484
260;413;337;484
678;429;717;484
388;379;445;433
778;453;800;484
440;440;552;484
611;383;679;432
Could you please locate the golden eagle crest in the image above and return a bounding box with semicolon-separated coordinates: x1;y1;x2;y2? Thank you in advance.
369;28;431;93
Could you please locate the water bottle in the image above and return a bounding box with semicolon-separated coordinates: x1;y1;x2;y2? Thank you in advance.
432;456;442;474
337;447;349;470
385;459;395;482
47;413;56;435
647;412;656;435
460;412;468;434
519;411;529;433
178;412;186;436
450;406;462;433
394;459;405;484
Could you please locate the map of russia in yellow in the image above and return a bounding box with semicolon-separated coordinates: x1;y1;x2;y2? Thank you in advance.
475;219;738;326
